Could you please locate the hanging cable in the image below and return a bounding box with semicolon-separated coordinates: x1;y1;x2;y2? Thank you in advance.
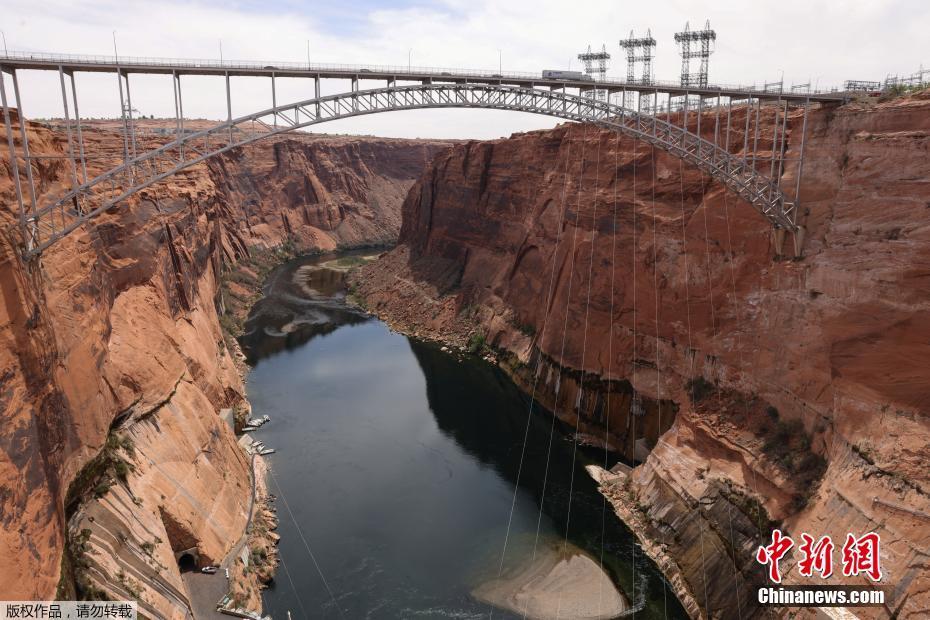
630;103;639;618
555;120;604;620
713;102;792;615
268;467;344;619
694;101;776;618
719;106;771;546
528;122;590;613
492;123;578;619
276;541;310;620
598;110;623;615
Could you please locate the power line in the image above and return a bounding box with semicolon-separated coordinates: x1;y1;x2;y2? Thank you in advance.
529;122;589;596
492;118;577;619
555;119;603;619
268;467;344;619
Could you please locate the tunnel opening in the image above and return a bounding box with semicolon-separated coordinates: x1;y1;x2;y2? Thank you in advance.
177;552;197;573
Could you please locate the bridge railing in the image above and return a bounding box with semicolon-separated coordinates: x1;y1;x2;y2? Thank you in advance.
0;49;840;97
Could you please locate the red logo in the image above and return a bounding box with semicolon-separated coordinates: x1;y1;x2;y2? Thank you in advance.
798;533;834;578
842;533;883;582
756;529;794;583
756;530;883;583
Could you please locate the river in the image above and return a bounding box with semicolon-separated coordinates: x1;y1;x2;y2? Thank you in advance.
242;252;687;619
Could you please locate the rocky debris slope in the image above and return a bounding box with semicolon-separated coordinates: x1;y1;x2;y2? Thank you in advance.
351;92;930;618
0;115;448;613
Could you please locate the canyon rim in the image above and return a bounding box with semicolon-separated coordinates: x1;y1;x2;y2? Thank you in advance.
0;37;928;620
350;91;930;618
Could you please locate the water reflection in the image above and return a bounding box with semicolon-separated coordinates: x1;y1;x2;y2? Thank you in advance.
408;341;686;618
239;252;372;364
244;254;687;619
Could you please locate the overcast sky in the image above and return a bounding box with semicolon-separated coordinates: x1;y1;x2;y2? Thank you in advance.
3;0;928;139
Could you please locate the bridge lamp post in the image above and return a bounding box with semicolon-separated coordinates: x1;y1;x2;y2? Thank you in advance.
497;49;502;74
408;48;412;71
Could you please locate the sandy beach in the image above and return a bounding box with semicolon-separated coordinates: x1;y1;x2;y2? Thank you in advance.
472;541;628;620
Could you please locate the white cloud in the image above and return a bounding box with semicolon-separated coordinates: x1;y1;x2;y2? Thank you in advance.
2;0;927;139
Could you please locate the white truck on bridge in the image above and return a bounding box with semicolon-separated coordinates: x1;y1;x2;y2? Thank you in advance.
542;69;593;81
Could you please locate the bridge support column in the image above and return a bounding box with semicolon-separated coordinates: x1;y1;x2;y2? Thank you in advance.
0;68;27;243
772;227;786;259
172;72;184;162
225;72;232;144
10;69;39;241
69;71;89;184
314;76;320;118
115;68;131;182
792;226;805;259
271;73;277;128
57;66;81;208
124;72;138;160
772;226;805;259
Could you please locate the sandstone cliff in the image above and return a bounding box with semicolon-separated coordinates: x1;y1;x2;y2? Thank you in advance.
351;92;930;618
0;115;447;614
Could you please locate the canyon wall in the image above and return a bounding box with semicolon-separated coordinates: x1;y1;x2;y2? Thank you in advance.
351;92;930;618
0;115;447;614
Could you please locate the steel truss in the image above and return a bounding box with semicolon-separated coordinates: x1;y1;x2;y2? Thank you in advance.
11;82;806;256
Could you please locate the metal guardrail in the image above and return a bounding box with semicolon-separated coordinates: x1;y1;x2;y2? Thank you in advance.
0;49;845;99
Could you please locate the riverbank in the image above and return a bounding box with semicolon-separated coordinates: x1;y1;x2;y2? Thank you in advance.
472;540;628;620
246;251;681;618
215;248;383;616
223;451;278;614
586;465;703;620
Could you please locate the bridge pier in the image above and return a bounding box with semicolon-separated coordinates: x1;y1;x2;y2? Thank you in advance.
772;227;785;260
772;226;805;260
792;226;806;259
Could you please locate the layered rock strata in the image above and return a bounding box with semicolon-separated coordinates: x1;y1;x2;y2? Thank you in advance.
0;115;448;614
351;92;930;618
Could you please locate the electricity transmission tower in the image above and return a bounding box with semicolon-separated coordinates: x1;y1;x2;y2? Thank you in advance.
674;20;716;87
578;44;610;100
618;29;656;85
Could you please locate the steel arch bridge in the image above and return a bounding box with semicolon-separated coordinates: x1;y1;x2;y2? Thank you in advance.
1;55;824;257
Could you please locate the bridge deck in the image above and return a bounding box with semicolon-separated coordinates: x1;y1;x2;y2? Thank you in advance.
0;51;846;103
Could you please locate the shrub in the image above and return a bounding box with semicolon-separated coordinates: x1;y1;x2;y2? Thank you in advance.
467;332;486;354
118;435;135;457
93;480;112;498
113;459;133;482
685;376;715;403
758;417;827;512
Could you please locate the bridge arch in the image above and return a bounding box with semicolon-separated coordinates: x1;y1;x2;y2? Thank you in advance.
24;83;800;255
